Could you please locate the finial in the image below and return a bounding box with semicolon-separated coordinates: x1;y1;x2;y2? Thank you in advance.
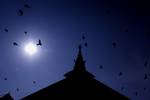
78;45;82;51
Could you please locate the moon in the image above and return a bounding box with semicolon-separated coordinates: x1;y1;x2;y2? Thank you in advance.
24;42;37;56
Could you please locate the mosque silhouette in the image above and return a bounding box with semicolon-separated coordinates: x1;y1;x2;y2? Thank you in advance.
1;46;129;100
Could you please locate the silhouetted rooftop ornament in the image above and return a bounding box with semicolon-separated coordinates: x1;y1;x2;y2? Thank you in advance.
64;45;94;78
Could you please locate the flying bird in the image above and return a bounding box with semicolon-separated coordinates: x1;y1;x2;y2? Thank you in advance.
24;4;31;8
84;42;88;47
135;92;138;96
121;86;125;91
18;9;24;16
16;88;19;92
144;61;148;67
24;31;27;35
82;34;85;40
118;72;123;76
144;74;148;80
37;40;42;46
13;42;18;46
33;81;36;84
4;28;8;32
112;42;117;48
99;65;103;69
4;78;7;80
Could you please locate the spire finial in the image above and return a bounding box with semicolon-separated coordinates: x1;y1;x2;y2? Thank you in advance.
78;45;82;51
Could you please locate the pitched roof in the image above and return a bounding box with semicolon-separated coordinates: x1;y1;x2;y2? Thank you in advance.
22;46;130;100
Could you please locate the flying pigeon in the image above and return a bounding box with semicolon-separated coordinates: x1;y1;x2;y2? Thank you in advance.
33;81;36;84
16;88;19;92
112;42;117;48
135;92;138;96
121;86;125;91
37;40;42;46
144;61;148;67
4;29;8;32
99;65;103;69
24;31;27;35
4;78;7;80
82;34;85;40
144;74;148;80
13;42;18;46
24;4;31;8
84;42;88;47
119;72;123;76
18;9;24;16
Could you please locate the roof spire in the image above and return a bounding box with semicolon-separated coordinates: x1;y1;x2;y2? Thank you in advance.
73;45;86;71
64;45;94;78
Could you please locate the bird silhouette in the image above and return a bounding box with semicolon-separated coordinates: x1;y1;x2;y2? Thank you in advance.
16;88;19;92
4;29;8;32
112;42;117;48
37;40;42;46
4;78;7;80
33;81;36;84
82;34;85;40
24;31;27;35
84;42;88;47
144;74;148;80
121;86;125;91
24;4;31;8
144;61;148;67
135;92;138;96
18;9;24;16
119;72;123;76
99;65;103;69
13;42;18;46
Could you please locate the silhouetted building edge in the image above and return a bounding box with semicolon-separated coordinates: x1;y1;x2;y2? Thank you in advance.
22;46;130;100
0;93;13;100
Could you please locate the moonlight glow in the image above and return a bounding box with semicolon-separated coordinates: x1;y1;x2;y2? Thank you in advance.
24;42;37;56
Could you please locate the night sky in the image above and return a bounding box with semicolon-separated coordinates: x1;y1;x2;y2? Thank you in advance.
0;0;150;100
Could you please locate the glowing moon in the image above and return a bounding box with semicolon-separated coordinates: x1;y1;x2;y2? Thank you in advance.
24;42;37;56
